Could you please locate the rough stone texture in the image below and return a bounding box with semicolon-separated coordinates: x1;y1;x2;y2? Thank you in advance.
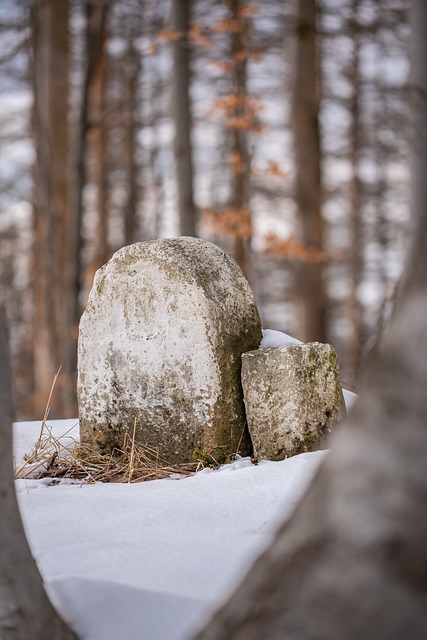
78;237;262;463
241;343;345;460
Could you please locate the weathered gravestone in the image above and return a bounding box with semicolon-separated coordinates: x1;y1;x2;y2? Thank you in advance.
78;237;262;463
241;343;345;460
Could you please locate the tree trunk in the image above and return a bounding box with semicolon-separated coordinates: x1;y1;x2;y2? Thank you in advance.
171;0;197;237
347;0;363;381
0;309;77;640
230;0;250;279
86;1;109;282
293;0;326;342
124;40;141;246
32;0;73;418
66;1;108;353
193;4;427;638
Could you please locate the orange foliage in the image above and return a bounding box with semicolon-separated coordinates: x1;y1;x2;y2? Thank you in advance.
221;1;260;19
226;114;263;132
212;18;243;33
266;162;288;178
209;48;253;73
208;93;248;115
155;28;182;42
233;48;250;63
188;23;212;49
202;206;253;239
264;233;341;263
252;161;288;179
208;93;263;117
207;94;263;133
237;4;261;18
144;41;159;55
209;60;236;74
227;151;246;176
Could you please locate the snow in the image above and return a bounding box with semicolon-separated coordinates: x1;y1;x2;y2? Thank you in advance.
12;330;357;638
342;388;358;410
260;328;303;348
13;419;325;640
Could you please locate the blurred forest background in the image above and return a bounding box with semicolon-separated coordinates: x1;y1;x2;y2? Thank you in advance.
0;0;411;420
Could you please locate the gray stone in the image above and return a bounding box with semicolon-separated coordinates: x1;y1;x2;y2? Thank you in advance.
241;343;345;460
78;237;262;462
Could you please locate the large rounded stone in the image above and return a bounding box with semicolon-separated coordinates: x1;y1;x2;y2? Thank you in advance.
241;343;346;460
78;237;262;462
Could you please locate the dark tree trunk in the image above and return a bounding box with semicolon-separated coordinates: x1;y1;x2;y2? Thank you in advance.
0;309;77;640
347;0;364;382
293;0;326;342
193;4;427;638
230;0;250;279
347;0;363;376
32;0;74;417
123;40;141;246
67;1;108;340
84;1;111;295
171;0;197;237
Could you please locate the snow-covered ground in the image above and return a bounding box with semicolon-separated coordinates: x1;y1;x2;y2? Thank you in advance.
14;420;326;640
13;331;357;639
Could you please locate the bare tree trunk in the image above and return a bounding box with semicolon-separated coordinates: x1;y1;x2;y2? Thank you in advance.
347;1;363;381
171;0;197;237
0;309;77;640
230;0;250;279
123;40;141;246
66;1;108;361
32;0;72;417
293;0;326;342
87;2;109;276
193;4;427;638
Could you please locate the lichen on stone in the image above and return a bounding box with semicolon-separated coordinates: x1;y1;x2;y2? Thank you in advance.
78;237;262;463
241;342;346;460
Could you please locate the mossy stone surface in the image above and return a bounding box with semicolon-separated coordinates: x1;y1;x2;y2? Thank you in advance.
241;343;346;460
78;237;262;463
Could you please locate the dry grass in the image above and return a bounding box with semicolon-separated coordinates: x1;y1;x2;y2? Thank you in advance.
14;370;199;484
14;421;79;481
15;424;200;484
75;436;199;484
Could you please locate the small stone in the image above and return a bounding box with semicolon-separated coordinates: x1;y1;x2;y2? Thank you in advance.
241;343;346;460
78;237;262;463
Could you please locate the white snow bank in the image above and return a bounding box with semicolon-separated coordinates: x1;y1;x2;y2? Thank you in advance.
260;328;303;348
13;420;325;640
342;388;358;410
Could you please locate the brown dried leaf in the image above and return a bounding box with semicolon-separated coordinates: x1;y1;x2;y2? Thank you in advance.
263;233;342;263
189;23;212;49
155;28;183;42
201;206;253;239
212;18;243;33
237;4;261;19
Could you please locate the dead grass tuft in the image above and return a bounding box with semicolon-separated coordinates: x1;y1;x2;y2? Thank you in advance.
14;372;236;484
14;421;79;481
15;425;199;484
